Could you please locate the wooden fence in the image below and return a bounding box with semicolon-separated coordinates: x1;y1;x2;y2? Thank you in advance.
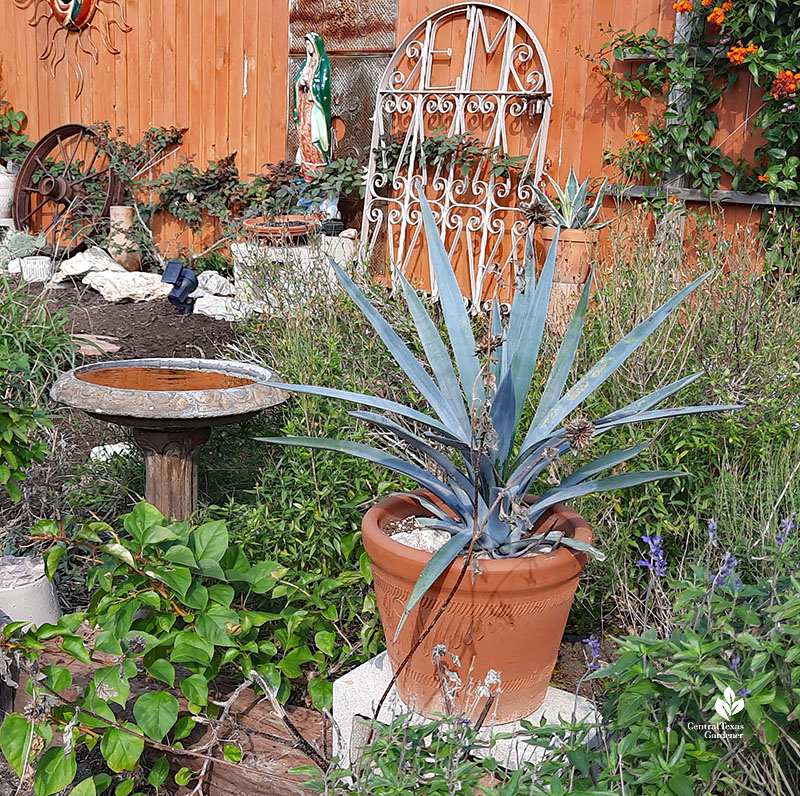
1;0;766;241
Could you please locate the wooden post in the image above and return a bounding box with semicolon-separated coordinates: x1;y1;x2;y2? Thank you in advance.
132;427;211;520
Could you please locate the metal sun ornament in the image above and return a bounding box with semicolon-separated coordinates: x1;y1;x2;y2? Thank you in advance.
13;0;132;98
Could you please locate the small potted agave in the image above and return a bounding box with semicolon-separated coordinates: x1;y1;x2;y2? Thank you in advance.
530;167;609;280
262;193;737;723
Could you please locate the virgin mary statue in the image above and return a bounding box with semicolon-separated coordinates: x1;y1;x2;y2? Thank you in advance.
293;32;332;180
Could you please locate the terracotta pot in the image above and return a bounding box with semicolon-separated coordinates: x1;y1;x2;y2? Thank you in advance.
540;226;599;284
243;213;323;243
362;492;592;723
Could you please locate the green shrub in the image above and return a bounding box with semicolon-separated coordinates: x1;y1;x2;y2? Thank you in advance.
0;503;386;794
0;354;52;503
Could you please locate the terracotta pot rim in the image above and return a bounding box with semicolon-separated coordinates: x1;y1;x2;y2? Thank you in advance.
540;225;600;242
362;491;592;576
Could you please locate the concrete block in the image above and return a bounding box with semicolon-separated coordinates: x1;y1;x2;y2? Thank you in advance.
333;652;598;771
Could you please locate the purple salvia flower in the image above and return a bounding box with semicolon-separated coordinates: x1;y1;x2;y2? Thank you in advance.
776;515;796;549
708;518;718;547
638;534;668;578
583;635;601;671
713;552;737;587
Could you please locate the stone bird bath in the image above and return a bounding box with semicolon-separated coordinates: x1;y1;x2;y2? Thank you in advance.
51;358;287;520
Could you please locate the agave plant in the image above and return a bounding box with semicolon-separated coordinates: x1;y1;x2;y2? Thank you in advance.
532;167;608;229
261;193;738;636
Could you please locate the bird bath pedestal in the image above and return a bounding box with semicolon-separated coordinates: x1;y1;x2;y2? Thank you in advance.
51;358;287;520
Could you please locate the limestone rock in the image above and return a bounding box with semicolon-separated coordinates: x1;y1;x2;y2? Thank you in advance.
52;246;125;283
82;270;171;303
197;269;235;296
391;527;450;553
90;442;135;462
192;294;248;322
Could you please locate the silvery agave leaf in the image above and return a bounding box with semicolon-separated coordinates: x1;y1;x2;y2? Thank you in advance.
531;167;609;229
260;189;740;637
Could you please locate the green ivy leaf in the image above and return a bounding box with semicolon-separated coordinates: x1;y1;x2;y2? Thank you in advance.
42;665;72;693
191;520;228;562
172;716;196;742
69;776;97;796
93;631;123;656
115;780;134;796
180;674;209;707
61;635;92;664
170;632;213;666
147;566;191;598
44;544;66;580
145;659;176;687
174;767;192;786
308;678;333;711
141;525;178;546
207;584;235;607
277;646;315;679
100;725;145;772
197;559;226;580
314;631;336;656
0;713;34;777
164;545;197;568
124;503;165;543
100;543;135;569
132;692;179;742
183;582;208;610
34;747;77;796
147;756;170;788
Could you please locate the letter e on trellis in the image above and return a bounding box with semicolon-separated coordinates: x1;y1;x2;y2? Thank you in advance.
362;2;553;306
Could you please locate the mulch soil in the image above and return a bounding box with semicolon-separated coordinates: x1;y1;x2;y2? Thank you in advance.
46;283;238;361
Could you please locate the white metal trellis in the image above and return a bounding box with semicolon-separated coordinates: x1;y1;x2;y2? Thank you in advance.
361;2;553;305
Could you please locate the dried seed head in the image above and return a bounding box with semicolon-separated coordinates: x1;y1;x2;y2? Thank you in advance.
126;634;147;657
474;333;505;357
519;199;554;227
431;644;449;661
23;695;54;722
94;681;119;701
564;414;595;451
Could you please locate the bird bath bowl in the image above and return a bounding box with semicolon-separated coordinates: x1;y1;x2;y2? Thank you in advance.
51;358;287;520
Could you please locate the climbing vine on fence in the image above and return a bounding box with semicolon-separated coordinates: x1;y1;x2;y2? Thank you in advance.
584;0;800;199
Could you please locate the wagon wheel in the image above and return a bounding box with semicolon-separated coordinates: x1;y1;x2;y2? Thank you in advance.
12;124;123;257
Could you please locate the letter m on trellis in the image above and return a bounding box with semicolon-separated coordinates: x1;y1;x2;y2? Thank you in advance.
362;2;553;305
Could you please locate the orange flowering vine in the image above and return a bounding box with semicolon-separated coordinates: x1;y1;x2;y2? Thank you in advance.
673;0;692;12
707;1;731;25
757;174;770;183
630;129;651;146
770;70;800;99
707;7;725;25
727;43;758;65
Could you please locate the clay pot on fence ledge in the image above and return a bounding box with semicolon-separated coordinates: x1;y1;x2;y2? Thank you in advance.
539;225;599;332
362;491;592;724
